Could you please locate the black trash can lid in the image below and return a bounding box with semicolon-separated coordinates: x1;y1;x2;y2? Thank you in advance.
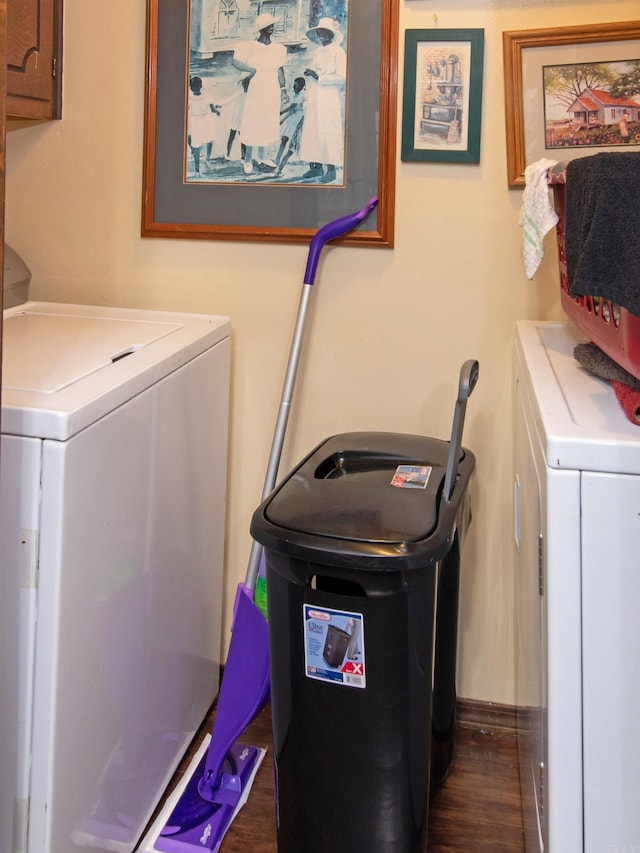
264;432;458;545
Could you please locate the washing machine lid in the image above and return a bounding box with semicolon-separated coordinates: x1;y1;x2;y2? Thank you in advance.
2;302;230;440
516;321;640;474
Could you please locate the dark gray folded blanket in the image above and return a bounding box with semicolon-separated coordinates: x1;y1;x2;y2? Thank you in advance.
565;153;640;316
574;342;640;391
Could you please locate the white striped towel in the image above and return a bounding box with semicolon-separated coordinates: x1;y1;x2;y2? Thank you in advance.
518;158;559;279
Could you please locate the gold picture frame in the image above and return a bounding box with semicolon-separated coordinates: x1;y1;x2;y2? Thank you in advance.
503;20;640;187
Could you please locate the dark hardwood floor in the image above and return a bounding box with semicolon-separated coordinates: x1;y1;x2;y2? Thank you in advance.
144;701;526;852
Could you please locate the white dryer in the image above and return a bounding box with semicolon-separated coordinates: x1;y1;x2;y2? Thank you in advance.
514;321;640;852
0;302;230;853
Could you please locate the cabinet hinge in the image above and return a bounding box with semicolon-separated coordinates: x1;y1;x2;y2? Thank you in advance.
52;58;57;78
538;534;544;597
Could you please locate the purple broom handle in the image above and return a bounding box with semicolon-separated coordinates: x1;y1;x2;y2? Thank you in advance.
245;196;379;594
304;197;378;285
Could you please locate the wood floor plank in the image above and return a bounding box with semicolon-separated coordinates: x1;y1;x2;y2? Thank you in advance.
140;703;525;852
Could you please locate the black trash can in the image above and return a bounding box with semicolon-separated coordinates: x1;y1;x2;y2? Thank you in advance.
251;431;474;853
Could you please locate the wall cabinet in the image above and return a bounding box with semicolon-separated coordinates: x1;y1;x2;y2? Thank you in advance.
6;0;62;120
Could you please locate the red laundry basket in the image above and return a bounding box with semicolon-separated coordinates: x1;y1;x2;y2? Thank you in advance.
552;179;640;382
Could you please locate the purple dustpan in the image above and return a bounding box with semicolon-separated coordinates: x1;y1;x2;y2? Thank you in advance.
198;585;270;800
153;589;269;852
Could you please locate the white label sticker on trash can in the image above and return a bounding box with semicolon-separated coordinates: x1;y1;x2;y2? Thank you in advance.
303;604;366;689
391;465;432;488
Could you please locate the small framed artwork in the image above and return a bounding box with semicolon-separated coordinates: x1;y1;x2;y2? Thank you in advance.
142;0;399;245
503;20;640;187
401;28;484;163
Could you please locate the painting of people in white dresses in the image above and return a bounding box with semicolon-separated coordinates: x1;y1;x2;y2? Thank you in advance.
185;0;348;186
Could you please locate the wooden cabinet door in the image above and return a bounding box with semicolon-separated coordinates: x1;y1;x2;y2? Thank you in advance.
6;0;62;120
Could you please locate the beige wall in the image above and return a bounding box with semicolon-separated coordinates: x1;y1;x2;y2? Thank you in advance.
5;0;637;705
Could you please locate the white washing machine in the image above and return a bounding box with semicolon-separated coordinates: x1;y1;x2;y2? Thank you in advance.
0;302;231;853
514;321;640;852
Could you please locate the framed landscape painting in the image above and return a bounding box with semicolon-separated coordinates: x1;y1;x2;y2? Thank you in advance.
503;20;640;186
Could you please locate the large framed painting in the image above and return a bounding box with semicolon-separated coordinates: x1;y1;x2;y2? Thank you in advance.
142;0;399;244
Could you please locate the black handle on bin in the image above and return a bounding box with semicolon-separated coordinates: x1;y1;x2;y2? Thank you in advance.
442;360;479;503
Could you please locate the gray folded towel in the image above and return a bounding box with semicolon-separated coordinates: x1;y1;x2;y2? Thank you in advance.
574;342;640;391
565;153;640;316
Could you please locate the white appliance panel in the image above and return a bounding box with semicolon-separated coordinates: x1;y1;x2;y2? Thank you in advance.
0;435;42;853
543;465;583;853
514;383;547;852
581;471;640;851
514;321;640;853
1;303;230;853
514;375;584;853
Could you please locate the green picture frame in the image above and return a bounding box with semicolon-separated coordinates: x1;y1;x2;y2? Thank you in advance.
401;28;484;163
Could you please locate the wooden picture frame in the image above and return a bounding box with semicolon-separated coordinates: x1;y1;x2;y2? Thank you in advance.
503;20;640;187
401;28;484;163
142;0;398;245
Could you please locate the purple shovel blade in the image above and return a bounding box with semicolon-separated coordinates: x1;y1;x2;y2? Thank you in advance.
198;585;270;802
154;589;269;850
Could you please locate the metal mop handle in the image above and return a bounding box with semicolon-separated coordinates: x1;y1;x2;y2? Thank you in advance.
245;198;379;592
442;359;479;503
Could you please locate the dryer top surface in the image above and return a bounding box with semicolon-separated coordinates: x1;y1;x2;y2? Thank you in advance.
516;321;640;474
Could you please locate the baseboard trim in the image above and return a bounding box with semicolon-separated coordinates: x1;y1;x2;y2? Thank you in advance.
456;698;519;733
